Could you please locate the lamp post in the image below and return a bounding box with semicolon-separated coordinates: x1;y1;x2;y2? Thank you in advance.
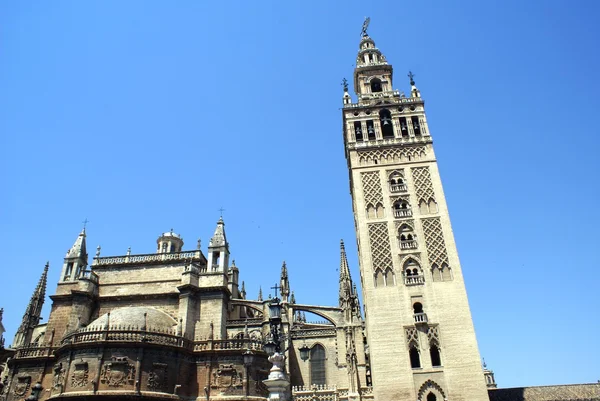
243;349;255;398
298;343;310;362
263;285;290;401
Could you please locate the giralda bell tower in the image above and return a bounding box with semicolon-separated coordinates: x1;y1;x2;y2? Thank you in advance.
342;22;490;401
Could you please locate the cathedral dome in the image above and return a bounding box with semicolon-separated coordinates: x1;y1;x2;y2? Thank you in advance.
88;306;177;330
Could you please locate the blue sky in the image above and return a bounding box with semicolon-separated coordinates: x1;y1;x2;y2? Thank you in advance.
1;0;599;388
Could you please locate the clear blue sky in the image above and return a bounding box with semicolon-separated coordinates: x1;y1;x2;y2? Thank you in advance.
1;0;599;388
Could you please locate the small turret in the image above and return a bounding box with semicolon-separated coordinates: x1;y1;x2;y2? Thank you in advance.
13;263;48;348
280;261;290;303
483;359;497;389
207;217;229;272
157;229;184;254
60;229;88;282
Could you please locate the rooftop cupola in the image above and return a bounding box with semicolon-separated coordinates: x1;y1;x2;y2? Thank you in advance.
353;19;394;98
207;217;229;272
157;229;184;254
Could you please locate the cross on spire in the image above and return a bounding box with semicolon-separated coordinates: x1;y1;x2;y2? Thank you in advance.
82;218;89;231
270;283;281;299
408;71;416;86
218;207;226;217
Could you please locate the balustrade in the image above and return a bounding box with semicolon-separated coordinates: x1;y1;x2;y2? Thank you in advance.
390;183;407;193
400;240;417;249
414;312;428;324
93;251;200;266
404;275;424;285
394;209;412;218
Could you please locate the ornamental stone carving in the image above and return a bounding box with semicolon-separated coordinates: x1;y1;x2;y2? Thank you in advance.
211;364;242;394
100;356;135;387
52;363;65;390
147;363;168;392
13;376;31;397
71;360;89;388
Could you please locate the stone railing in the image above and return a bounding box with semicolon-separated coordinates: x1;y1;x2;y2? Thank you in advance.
14;346;53;359
405;275;425;286
61;325;192;349
93;251;200;266
394;209;412;218
400;240;417;250
390;183;407;193
344;96;424;109
347;135;432;150
227;318;263;326
293;386;374;401
293;385;338;401
414;313;428;324
291;328;336;339
193;338;264;352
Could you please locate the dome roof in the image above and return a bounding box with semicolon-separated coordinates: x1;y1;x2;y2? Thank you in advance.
88;307;177;330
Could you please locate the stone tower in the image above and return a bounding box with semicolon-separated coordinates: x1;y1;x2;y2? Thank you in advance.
341;25;489;401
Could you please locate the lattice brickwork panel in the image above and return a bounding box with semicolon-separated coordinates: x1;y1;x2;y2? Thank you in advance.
357;146;426;166
427;326;440;346
361;171;383;206
368;223;393;271
405;327;419;348
421;218;450;269
411;167;436;204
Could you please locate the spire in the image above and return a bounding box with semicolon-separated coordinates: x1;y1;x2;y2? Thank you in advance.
66;229;87;260
241;281;246;299
258;286;263;302
280;261;290;303
209;217;228;248
0;307;5;349
338;240;361;321
339;240;352;305
13;262;49;348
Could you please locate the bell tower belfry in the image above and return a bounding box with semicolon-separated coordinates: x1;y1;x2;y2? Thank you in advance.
342;21;489;401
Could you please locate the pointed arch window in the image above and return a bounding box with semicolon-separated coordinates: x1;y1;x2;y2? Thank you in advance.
389;174;406;193
409;346;421;368
430;343;442;367
310;344;326;385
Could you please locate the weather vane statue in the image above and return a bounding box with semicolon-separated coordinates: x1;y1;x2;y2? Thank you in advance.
361;17;370;37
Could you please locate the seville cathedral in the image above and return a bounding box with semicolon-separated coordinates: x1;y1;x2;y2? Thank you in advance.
0;24;597;401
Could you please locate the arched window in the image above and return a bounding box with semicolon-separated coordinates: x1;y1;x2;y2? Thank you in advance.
374;269;385;287
393;201;411;218
427;393;437;401
379;109;394;138
384;267;395;286
409;346;421;368
413;302;423;314
430;344;442;367
399;225;416;250
370;78;382;93
310;344;326;385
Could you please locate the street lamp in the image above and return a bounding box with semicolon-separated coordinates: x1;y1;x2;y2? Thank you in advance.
243;350;255;398
26;382;42;401
298;343;310;362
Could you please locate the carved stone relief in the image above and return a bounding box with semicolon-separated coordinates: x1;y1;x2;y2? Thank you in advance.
52;362;65;390
147;363;168;392
211;364;242;394
13;376;31;397
100;356;135;387
71;360;89;388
